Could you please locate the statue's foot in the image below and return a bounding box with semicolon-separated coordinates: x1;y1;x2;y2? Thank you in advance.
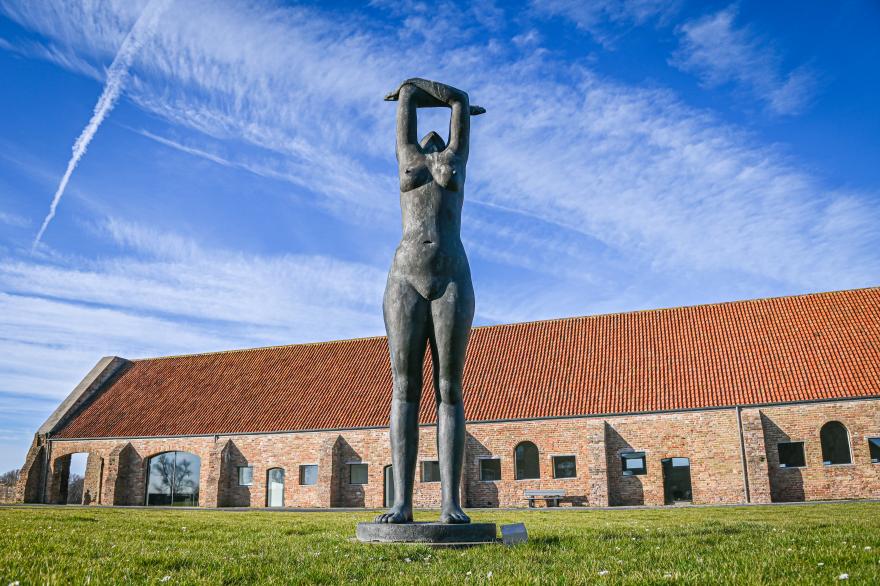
375;503;413;524
439;503;470;524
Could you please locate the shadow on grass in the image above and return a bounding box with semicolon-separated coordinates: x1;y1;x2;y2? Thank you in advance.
529;534;578;548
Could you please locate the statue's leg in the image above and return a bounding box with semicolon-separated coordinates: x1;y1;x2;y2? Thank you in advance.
376;275;429;524
430;279;475;524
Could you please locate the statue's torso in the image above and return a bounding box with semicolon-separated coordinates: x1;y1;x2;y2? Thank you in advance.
390;149;471;299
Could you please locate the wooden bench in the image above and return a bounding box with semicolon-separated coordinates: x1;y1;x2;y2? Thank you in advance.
524;489;565;508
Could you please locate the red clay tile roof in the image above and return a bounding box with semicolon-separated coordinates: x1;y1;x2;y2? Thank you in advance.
53;287;880;439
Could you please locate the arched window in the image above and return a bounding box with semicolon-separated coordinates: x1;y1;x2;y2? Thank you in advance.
820;421;852;465
515;441;540;480
145;451;201;506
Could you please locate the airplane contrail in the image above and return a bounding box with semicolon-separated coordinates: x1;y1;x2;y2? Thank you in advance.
32;0;171;250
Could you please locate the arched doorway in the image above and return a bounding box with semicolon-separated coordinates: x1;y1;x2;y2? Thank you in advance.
53;452;98;504
661;457;692;504
383;465;394;507
267;468;285;507
145;451;200;506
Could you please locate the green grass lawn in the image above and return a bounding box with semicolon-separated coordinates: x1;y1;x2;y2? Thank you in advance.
1;503;879;584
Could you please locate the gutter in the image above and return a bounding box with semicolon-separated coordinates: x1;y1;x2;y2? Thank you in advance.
735;406;751;503
41;432;51;504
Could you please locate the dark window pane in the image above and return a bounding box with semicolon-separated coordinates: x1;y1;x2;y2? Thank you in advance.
146;453;173;506
515;442;540;480
869;438;880;464
146;451;200;507
172;452;200;506
349;463;368;484
662;458;692;502
238;466;253;486
777;442;806;468
299;465;318;485
553;456;577;479
821;422;852;465
421;461;440;483
480;459;501;481
621;452;646;476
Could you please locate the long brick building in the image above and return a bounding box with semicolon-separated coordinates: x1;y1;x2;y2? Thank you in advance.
16;287;880;508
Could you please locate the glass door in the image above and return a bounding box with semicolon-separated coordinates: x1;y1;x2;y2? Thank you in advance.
267;468;285;507
661;457;692;504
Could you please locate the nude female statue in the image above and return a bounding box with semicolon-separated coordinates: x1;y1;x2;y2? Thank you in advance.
376;78;484;524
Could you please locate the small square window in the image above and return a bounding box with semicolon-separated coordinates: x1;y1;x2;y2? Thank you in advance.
621;452;646;476
480;458;501;481
237;466;253;486
552;455;577;479
778;442;806;468
869;438;880;464
349;463;368;485
299;464;318;485
421;461;440;483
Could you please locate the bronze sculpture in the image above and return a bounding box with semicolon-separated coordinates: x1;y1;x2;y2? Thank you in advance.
376;78;484;524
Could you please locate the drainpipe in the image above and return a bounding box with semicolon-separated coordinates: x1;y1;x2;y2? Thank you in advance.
41;433;52;503
735;405;751;504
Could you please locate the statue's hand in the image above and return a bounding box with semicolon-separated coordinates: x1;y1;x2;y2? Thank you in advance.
385;78;485;115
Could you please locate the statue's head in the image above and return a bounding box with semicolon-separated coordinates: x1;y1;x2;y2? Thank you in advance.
419;131;446;154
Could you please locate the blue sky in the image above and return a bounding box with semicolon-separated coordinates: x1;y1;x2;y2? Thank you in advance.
1;0;879;473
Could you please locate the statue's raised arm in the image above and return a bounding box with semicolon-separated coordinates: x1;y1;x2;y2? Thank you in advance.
385;78;485;159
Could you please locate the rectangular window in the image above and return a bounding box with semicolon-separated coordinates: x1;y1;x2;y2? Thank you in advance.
237;466;253;486
479;458;501;481
299;464;318;485
777;442;806;468
552;455;577;479
621;452;646;476
349;463;368;485
869;438;880;464
421;461;440;483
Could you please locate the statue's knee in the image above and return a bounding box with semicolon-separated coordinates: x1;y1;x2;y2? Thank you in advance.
392;374;421;402
437;379;462;405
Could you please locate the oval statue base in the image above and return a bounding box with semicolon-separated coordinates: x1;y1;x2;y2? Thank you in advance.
356;522;497;545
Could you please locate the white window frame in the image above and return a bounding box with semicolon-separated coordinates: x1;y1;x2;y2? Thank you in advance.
237;465;254;486
776;441;807;469
620;450;647;476
477;456;502;482
550;454;578;479
868;437;880;464
420;460;440;483
298;463;319;485
348;462;369;485
820;422;854;467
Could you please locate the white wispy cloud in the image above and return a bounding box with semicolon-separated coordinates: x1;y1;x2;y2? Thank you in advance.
5;218;387;341
671;6;818;116
32;0;171;248
0;211;30;228
532;0;680;46
5;0;875;292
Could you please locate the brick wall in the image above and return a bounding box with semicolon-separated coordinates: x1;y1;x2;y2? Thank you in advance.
604;410;747;506
758;401;880;502
18;399;880;508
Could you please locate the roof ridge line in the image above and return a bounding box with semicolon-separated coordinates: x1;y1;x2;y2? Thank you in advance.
131;285;879;362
